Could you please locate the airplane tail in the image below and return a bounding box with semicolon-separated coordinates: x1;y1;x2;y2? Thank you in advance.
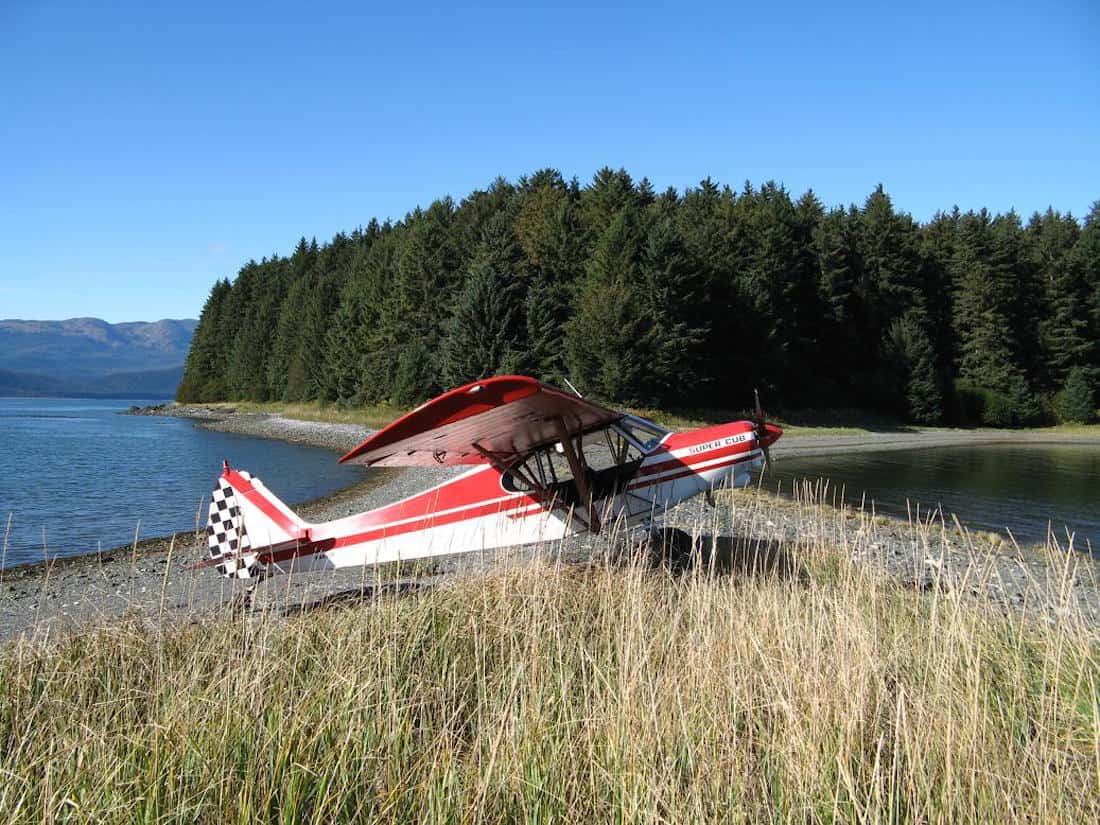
205;461;309;579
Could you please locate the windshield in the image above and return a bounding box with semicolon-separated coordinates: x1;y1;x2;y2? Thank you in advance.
618;415;669;451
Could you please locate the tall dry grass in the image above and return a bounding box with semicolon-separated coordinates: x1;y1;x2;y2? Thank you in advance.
1;502;1097;823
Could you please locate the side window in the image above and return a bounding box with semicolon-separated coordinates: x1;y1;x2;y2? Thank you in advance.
584;428;644;472
620;416;668;451
500;449;574;494
501;471;533;493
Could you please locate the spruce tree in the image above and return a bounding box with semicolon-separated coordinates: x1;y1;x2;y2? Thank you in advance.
637;207;707;403
1053;367;1096;423
813;207;864;404
440;213;526;386
524;276;572;383
885;312;944;424
177;279;231;401
1075;202;1100;386
267;277;310;401
674;179;739;403
951;211;1038;425
580;168;640;243
565;210;650;402
1029;209;1087;389
386;200;459;401
175;168;1084;429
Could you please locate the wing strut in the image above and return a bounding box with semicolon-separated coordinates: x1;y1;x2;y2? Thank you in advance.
553;416;602;535
470;440;579;528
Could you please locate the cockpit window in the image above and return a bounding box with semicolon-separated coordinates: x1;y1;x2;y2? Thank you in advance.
498;421;659;499
501;471;534;493
619;415;669;451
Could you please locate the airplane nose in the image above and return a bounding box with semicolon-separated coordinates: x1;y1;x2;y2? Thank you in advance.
760;423;783;448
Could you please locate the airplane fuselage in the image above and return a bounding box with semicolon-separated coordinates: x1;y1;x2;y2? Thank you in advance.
224;418;778;577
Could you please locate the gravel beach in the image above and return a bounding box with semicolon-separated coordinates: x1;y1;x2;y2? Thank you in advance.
3;405;1099;642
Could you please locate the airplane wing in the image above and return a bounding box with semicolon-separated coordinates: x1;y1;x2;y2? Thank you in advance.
338;376;622;468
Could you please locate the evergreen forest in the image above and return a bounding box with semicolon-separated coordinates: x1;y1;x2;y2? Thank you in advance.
178;169;1100;426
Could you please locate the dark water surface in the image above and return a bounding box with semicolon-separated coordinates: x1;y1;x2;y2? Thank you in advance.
0;398;365;568
771;443;1100;551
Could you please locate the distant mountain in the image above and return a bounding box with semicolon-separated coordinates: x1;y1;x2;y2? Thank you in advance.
0;318;196;398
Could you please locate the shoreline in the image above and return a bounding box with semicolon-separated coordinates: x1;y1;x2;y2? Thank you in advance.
3;403;1100;642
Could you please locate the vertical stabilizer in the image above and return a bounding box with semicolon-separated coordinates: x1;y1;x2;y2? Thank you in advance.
206;465;308;579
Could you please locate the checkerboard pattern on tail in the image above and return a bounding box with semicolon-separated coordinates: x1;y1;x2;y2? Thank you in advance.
207;474;263;579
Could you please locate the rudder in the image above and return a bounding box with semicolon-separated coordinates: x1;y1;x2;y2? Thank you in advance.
206;462;309;579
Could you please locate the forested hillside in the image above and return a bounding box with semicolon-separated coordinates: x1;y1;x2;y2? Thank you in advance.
178;169;1100;425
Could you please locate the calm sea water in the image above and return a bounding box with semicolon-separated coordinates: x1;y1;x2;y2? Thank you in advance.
0;398;365;568
770;443;1100;551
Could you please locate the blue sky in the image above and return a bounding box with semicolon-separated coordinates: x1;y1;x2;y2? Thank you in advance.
1;0;1096;322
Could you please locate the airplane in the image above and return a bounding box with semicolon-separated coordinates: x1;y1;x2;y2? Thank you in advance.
202;375;783;582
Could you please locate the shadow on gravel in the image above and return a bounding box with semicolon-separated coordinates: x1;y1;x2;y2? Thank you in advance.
278;580;428;617
634;528;807;582
259;529;806;618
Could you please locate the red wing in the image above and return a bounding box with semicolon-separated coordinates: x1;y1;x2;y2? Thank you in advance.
338;376;622;468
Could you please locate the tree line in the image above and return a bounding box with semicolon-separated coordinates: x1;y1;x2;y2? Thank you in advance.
178;168;1100;425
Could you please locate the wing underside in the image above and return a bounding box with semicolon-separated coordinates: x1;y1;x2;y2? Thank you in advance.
339;376;622;468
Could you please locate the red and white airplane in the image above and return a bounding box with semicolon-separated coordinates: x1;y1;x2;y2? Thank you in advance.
203;376;782;580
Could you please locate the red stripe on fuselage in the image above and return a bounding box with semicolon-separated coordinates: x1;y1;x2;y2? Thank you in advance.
627;451;757;490
260;494;532;564
258;443;757;566
634;441;755;479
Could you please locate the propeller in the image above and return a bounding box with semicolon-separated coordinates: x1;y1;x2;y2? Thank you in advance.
753;388;772;471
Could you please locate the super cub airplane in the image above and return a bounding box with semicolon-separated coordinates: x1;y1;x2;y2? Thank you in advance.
202;375;782;581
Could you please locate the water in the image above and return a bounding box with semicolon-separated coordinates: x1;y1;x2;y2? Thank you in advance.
770;443;1100;551
0;398;365;568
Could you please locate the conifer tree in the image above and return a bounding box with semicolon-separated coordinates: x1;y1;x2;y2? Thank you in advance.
812;207;864;404
1053;367;1096;423
386;200;459;401
267;277;310;400
951;211;1038;425
580;168;640;242
565;210;650;402
1029;209;1089;389
676;179;741;404
177;278;231;401
322;274;372;405
884;312;944;423
441;213;526;386
1075;202;1100;385
524;276;572;383
225;261;289;401
917;210;959;403
637;206;707;402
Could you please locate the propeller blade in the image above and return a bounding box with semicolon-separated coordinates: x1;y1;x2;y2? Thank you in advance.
753;388;772;471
